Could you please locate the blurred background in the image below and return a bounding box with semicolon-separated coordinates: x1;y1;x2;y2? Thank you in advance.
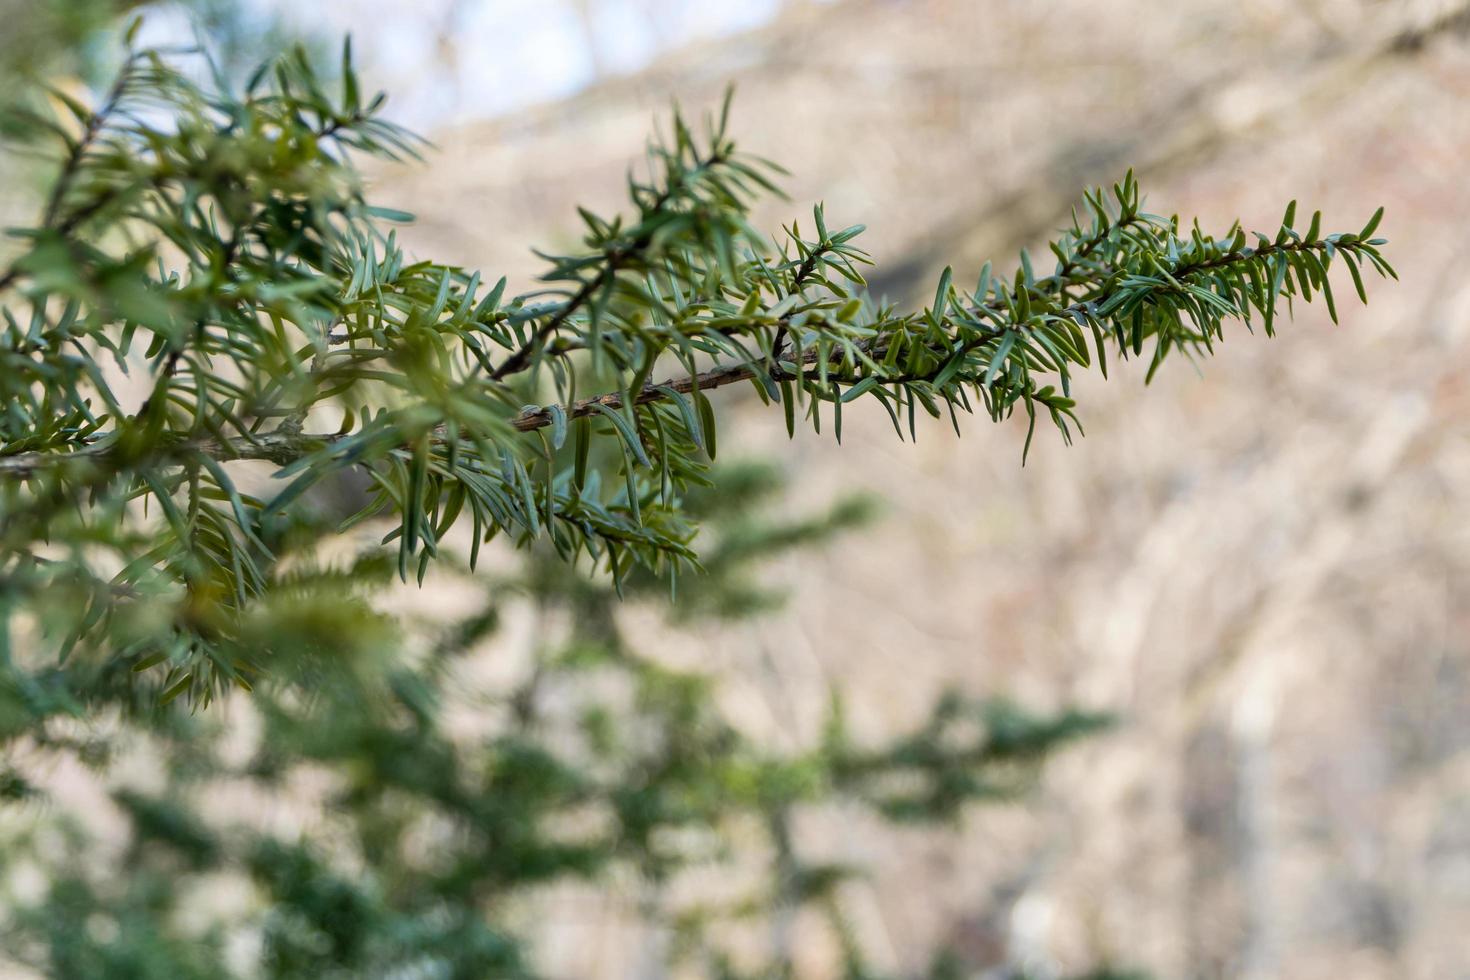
5;1;1470;978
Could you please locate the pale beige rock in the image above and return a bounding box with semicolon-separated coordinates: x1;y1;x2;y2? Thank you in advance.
368;1;1470;976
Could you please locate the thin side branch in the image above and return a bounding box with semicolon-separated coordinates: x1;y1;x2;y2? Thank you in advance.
0;234;1364;479
489;148;729;381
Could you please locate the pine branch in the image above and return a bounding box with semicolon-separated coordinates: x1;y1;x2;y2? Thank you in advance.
0;228;1388;481
0;38;1394;698
488;145;732;382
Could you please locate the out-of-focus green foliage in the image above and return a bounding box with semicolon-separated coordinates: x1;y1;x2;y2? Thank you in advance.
0;0;315;93
0;0;139;90
0;460;1111;979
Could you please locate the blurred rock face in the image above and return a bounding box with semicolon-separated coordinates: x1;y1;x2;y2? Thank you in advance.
376;1;1470;976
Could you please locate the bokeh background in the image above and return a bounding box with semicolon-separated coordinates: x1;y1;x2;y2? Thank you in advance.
7;1;1470;978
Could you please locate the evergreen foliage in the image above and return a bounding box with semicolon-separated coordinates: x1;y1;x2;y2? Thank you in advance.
0;23;1393;979
1;461;1112;979
0;33;1393;705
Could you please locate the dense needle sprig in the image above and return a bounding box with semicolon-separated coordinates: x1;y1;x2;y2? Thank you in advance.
0;35;1393;701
